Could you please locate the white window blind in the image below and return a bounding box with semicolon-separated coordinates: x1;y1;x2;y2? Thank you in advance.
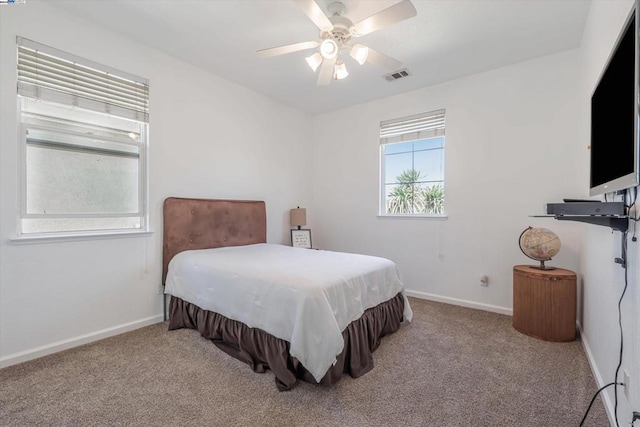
380;109;445;145
17;37;149;123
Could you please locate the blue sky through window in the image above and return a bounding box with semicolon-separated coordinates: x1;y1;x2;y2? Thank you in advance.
383;137;444;184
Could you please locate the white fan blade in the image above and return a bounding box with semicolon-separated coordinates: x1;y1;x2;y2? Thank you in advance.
317;56;336;86
257;40;319;58
293;0;333;32
366;48;402;70
353;0;417;37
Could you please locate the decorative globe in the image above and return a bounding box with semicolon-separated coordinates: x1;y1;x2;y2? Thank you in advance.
518;227;561;270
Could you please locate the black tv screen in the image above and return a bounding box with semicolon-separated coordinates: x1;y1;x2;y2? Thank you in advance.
590;8;638;196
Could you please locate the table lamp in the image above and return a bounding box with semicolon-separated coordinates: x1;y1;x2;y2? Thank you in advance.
290;207;306;230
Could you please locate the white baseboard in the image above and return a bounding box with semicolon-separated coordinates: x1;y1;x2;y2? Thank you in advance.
405;290;513;316
577;322;617;427
0;314;164;369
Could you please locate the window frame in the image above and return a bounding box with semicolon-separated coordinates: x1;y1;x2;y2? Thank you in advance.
14;37;150;241
378;109;446;218
16;115;150;240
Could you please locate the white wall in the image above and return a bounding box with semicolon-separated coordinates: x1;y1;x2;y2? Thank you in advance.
311;50;585;314
579;0;640;423
0;2;312;365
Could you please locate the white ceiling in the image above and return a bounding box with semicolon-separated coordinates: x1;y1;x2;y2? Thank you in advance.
47;0;592;115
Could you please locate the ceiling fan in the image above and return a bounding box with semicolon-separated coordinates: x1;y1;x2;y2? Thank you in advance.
257;0;417;86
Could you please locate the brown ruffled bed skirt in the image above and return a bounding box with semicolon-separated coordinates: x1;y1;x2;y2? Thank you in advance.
168;293;405;391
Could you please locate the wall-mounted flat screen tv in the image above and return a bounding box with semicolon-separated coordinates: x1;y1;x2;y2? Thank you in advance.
590;2;639;196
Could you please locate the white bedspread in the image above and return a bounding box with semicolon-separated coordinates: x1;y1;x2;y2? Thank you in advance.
165;243;412;382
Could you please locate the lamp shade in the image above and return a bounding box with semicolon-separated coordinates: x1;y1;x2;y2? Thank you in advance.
305;52;323;72
320;39;338;59
334;61;348;80
290;208;306;228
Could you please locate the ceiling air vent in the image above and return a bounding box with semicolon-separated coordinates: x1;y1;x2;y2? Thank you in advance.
384;68;411;82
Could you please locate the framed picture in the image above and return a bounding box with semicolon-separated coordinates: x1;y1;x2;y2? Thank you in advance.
291;229;312;249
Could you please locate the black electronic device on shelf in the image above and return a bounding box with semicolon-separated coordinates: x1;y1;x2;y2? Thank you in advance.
546;201;625;216
543;201;628;232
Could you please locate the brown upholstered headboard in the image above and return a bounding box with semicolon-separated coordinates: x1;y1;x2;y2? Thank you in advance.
162;197;267;284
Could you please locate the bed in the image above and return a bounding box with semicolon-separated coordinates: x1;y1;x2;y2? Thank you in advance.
163;197;412;390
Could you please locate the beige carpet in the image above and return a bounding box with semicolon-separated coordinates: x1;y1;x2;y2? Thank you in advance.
0;298;608;426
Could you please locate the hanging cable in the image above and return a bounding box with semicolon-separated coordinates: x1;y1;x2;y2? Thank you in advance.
613;230;629;426
580;382;624;426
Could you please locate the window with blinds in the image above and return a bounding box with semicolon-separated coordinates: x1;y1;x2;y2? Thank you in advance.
380;109;445;216
16;37;149;236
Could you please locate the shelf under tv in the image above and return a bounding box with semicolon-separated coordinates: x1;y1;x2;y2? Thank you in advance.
531;215;629;232
554;215;629;232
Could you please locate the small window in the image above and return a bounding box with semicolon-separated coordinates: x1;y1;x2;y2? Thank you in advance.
380;110;445;216
16;37;149;236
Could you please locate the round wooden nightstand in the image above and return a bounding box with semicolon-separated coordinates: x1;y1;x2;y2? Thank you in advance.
512;265;577;342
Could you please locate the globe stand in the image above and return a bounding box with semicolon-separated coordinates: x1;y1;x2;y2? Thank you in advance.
529;259;556;271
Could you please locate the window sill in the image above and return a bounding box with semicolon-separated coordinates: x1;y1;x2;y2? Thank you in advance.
377;214;448;220
10;230;153;245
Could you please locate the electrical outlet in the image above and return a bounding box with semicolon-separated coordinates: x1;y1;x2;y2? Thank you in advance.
624;370;630;400
480;275;489;287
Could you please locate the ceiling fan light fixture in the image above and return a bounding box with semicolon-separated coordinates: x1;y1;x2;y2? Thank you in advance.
334;60;349;80
305;52;323;72
320;39;338;59
350;44;369;65
256;0;417;87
